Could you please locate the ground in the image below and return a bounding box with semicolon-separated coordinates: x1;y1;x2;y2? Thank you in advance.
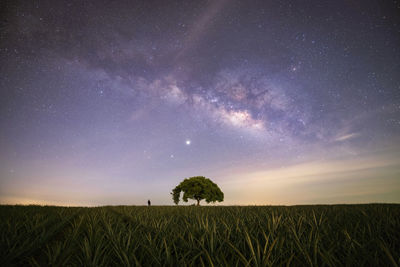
1;204;399;266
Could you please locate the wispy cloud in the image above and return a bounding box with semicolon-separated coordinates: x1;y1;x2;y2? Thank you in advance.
220;148;400;204
334;133;360;142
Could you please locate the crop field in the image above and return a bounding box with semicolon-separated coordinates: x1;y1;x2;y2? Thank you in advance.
1;205;399;266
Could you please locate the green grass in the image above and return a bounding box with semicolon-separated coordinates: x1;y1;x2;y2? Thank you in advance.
1;204;399;266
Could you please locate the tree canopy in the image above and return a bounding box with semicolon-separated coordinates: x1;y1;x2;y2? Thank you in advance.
171;176;224;205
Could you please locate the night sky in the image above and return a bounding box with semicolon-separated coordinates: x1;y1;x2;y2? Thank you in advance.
1;0;399;206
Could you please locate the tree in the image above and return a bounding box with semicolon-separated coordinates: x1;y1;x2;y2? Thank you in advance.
171;176;224;206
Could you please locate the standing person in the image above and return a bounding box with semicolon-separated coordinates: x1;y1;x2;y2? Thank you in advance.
148;199;151;206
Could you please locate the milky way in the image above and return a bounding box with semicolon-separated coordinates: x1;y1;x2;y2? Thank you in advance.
1;0;399;205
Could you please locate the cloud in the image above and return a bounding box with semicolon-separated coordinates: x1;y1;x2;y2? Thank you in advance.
220;148;400;204
334;133;360;142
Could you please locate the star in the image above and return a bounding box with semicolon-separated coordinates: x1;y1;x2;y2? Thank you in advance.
185;140;191;145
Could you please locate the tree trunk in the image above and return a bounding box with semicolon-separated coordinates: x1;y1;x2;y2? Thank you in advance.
197;199;200;206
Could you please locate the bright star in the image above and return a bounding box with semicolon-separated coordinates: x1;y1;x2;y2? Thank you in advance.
185;140;191;145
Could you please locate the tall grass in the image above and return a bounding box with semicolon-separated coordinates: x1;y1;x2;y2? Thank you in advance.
1;204;399;266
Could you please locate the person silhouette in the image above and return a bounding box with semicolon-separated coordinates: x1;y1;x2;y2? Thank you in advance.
148;199;151;206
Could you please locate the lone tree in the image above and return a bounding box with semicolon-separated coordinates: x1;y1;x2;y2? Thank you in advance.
171;176;224;206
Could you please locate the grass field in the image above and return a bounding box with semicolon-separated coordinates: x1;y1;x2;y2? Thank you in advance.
1;204;399;266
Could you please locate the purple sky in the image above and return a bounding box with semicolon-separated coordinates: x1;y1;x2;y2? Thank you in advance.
1;0;399;206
